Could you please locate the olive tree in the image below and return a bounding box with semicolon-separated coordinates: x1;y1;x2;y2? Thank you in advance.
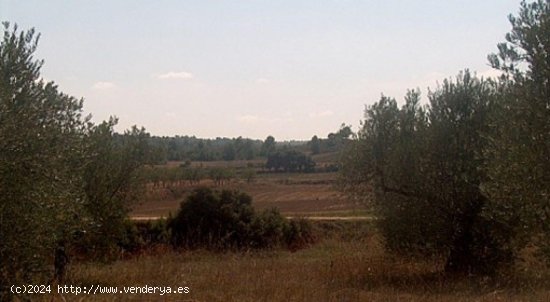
0;23;88;294
79;120;151;259
342;73;504;274
483;0;550;262
342;0;549;274
0;23;152;298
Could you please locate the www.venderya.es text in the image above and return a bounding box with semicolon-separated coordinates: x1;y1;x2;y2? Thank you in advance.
11;284;190;296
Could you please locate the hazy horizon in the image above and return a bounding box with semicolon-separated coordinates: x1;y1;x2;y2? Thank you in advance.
1;0;518;140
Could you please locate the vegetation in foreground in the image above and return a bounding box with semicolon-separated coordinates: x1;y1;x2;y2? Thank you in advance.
37;221;550;301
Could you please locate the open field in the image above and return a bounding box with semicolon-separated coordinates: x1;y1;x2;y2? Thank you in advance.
39;221;550;302
132;159;361;218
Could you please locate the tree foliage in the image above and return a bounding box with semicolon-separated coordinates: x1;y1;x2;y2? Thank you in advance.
0;23;88;292
483;0;550;263
308;124;354;155
260;135;276;156
150;135;263;162
308;135;321;155
78;120;151;259
342;0;550;274
342;77;503;274
266;149;316;173
0;23;150;296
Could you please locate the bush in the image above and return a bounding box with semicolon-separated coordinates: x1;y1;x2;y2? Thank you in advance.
145;219;172;245
168;188;316;250
250;208;287;248
118;219;171;255
169;188;255;249
118;220;144;254
285;218;317;251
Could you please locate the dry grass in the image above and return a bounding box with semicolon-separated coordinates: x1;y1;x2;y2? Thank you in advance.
33;222;550;302
119;163;550;301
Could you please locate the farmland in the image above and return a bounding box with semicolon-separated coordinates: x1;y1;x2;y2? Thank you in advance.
131;154;363;219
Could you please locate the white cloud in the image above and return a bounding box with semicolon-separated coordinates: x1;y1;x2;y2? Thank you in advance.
237;115;260;123
156;71;194;80
92;81;116;90
309;110;334;118
255;78;269;84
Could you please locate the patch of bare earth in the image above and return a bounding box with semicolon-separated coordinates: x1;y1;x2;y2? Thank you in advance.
132;172;360;218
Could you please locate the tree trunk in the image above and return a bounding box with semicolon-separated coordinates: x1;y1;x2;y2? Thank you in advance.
444;195;485;275
444;228;476;274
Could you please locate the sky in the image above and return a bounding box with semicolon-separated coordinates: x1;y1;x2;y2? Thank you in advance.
1;0;520;140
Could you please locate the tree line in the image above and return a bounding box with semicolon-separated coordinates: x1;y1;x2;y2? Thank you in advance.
148;126;351;163
265;149;316;173
149;135;264;162
308;123;353;155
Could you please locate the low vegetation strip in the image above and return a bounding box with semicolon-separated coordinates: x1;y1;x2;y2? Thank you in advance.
130;215;374;221
286;216;374;221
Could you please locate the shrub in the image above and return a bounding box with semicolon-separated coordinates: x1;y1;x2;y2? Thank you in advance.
118;220;144;254
285;218;316;251
250;208;287;248
117;219;171;255
168;188;316;250
168;188;255;249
